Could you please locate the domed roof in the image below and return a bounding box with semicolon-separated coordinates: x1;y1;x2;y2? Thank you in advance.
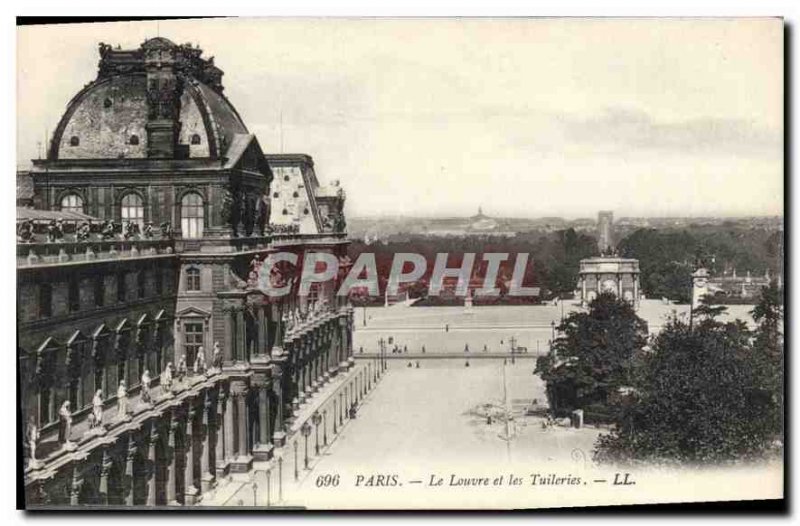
48;38;248;160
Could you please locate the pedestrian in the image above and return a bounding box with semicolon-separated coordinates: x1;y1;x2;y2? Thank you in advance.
416;361;420;368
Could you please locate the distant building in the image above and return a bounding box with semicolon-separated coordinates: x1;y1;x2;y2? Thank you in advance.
577;256;640;309
597;211;614;253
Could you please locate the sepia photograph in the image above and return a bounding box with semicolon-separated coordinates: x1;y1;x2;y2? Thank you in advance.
15;16;784;511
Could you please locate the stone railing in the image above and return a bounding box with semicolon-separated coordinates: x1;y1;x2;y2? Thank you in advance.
17;239;176;267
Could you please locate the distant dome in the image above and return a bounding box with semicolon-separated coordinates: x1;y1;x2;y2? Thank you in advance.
48;38;248;160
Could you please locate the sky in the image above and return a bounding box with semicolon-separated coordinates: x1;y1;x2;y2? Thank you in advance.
17;18;783;219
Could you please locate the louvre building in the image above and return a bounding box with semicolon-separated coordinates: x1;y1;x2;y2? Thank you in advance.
17;37;377;507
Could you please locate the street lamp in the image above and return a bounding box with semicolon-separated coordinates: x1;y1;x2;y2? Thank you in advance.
266;467;272;507
277;456;283;502
293;441;299;480
323;410;328;446
301;421;312;469
312;411;322;456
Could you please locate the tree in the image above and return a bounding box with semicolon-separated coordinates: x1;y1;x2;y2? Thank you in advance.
594;294;783;466
535;292;648;419
750;280;784;441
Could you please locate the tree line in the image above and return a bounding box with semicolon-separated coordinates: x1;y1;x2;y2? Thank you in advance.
535;284;783;465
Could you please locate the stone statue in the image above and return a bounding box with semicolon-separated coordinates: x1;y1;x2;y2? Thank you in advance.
212;342;223;371
193;348;206;376
161;363;173;392
141;370;152;404
76;220;92;242
123;221;140;240
27;416;39;469
46;220;61;243
58;401;73;445
143;222;154;239
17;220;34;243
159;221;173;239
177;355;187;380
117;381;128;418
256;194;271;236
101;220;116;240
92;390;104;428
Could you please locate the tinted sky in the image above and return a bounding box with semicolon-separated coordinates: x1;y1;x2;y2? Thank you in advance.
17;18;783;218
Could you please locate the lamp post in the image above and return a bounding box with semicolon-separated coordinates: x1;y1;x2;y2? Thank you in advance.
312;411;322;455
322;409;328;446
293;441;299;480
277;456;283;502
301;421;312;469
265;467;272;507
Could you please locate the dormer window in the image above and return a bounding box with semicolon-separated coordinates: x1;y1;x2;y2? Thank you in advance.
129;135;139;145
273;192;279;198
282;208;288;215
303;208;310;215
191;133;202;145
283;175;290;182
293;191;300;198
69;136;80;147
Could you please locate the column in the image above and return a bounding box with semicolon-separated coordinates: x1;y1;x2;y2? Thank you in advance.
257;307;266;353
215;388;228;478
146;422;158;506
259;385;270;445
99;448;111;505
167;414;178;505
224;308;233;364
224;390;234;461
124;433;136;506
235;309;245;363
184;402;198;504
617;273;623;298
581;277;587;304
70;462;83;506
272;372;286;447
201;393;214;492
237;388;249;458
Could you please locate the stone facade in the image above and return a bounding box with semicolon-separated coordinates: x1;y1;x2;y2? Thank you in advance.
19;37;356;508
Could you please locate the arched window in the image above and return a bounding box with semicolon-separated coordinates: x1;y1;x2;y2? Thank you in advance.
60;193;83;213
129;135;139;145
120;193;144;228
191;133;202;145
181;192;204;239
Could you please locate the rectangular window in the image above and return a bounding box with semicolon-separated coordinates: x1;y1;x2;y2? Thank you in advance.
94;276;104;307
186;268;201;292
39;284;52;317
138;271;146;299
117;272;127;302
184;321;204;366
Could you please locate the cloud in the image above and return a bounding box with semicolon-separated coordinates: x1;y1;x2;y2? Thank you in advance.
562;106;781;158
